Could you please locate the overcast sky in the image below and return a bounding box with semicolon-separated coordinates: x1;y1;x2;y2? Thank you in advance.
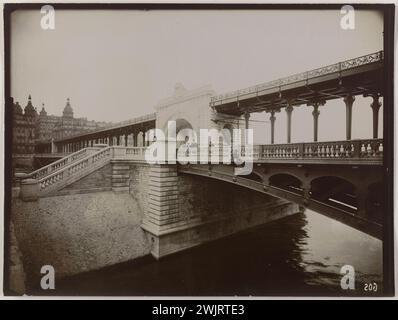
11;9;383;143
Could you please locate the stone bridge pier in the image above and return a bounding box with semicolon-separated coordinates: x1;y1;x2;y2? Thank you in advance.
141;164;301;259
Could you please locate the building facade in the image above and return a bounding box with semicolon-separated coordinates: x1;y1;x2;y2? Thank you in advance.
12;95;111;155
12;95;37;154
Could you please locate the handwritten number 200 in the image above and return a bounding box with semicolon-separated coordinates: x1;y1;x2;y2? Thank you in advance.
364;282;378;292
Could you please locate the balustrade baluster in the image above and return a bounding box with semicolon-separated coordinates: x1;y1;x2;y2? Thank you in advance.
297;144;303;158
360;143;366;156
339;145;344;157
366;143;372;156
379;143;383;155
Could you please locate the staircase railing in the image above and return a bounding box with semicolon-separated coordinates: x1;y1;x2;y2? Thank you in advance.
36;146;148;195
28;147;103;180
38;147;113;195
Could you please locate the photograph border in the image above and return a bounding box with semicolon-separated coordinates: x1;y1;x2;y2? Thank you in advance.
2;2;395;297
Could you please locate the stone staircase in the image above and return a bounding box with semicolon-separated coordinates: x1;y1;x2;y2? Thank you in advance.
18;146;147;198
29;147;103;180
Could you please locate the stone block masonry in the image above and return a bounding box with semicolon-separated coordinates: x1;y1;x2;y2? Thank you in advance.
60;163;112;193
111;160;131;193
141;164;302;259
141;165;179;236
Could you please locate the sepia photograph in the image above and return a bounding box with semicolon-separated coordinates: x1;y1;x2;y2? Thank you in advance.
2;2;395;300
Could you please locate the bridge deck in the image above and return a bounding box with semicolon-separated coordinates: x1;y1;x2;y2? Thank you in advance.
210;51;384;115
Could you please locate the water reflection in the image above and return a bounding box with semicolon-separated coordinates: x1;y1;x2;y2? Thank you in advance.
50;210;383;296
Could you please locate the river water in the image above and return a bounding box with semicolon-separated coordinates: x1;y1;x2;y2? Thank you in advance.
55;210;383;297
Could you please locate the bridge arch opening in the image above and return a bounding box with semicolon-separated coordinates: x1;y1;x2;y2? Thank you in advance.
269;173;303;194
242;171;263;183
310;176;356;212
163;118;195;143
175;118;193;133
163;117;193;134
174;119;196;149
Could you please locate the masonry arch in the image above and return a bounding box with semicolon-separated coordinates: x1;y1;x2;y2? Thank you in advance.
161;116;195;143
310;176;356;212
174;118;195;144
162;112;197;134
242;171;263;183
269;173;303;194
177;165;382;239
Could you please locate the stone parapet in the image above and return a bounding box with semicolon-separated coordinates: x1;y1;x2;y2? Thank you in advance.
20;178;39;201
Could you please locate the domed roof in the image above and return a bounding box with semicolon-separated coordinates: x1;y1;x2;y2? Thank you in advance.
63;98;74;118
24;95;38;117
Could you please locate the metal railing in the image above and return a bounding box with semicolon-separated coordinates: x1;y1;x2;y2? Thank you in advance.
210;51;383;104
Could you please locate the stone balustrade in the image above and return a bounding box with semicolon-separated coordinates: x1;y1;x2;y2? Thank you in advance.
18;138;382;201
19;146;148;199
174;138;383;164
253;139;383;161
28;147;102;180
